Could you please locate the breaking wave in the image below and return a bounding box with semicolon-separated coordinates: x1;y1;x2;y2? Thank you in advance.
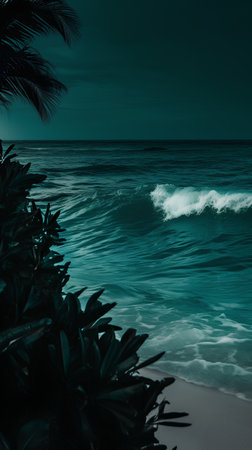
150;185;252;220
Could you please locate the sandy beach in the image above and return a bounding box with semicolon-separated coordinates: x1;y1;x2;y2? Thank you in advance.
144;368;252;450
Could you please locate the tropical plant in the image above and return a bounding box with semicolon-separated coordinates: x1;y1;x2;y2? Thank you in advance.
0;0;80;120
0;142;190;449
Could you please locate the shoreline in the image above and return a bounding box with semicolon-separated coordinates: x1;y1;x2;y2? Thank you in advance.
149;366;252;402
143;367;252;450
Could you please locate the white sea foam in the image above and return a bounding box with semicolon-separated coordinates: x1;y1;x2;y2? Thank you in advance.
176;359;252;376
150;185;252;220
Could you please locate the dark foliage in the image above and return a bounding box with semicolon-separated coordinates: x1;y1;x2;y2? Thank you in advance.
0;0;80;120
0;142;190;449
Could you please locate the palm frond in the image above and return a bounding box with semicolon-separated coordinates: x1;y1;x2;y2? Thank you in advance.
0;0;81;47
0;45;66;120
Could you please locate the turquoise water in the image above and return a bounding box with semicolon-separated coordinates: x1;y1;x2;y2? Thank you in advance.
15;140;252;399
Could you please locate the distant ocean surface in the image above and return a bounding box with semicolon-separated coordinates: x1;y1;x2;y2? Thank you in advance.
14;140;252;400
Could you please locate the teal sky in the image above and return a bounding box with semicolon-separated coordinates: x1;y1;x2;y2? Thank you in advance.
1;0;252;140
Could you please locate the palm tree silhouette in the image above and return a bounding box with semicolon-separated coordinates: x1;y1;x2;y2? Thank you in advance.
0;0;80;120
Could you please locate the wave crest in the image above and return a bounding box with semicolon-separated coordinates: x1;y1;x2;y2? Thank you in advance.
150;185;252;220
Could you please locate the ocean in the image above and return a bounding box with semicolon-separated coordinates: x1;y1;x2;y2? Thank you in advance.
14;140;252;400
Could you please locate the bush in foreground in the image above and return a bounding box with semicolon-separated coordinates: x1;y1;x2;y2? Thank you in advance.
0;142;189;450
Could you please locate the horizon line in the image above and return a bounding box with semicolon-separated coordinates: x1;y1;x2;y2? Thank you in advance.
3;138;252;143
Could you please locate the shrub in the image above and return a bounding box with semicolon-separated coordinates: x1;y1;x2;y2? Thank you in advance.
0;142;189;450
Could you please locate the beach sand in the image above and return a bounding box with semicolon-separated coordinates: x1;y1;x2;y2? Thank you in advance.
143;368;252;450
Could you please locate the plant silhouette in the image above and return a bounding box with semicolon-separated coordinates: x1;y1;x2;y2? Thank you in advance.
0;0;80;120
0;142;190;449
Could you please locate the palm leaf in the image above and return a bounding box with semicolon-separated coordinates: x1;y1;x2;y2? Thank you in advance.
0;0;80;48
0;45;66;120
0;318;52;352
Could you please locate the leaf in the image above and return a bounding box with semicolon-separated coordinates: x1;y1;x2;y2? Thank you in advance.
101;399;137;419
158;400;170;416
62;292;82;328
44;202;50;224
158;412;189;420
0;318;53;352
134;351;165;371
160;377;176;389
0;278;6;293
143;379;175;415
100;332;121;378
3;153;18;163
121;328;136;346
0;433;10;449
121;333;149;360
142;446;167;450
106;408;135;430
99;398;138;432
4;143;15;158
107;324;122;331
17;419;49;450
85;289;104;312
79;409;96;444
73;287;86;297
0;47;66;121
94;317;112;327
98;382;143;402
116;353;139;373
23;286;42;313
88;338;101;371
99;329;114;356
60;330;70;375
0;0;81;47
79;302;117;328
52;209;61;222
157;421;191;427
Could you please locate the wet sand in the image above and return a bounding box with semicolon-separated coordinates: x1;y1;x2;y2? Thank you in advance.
144;368;252;450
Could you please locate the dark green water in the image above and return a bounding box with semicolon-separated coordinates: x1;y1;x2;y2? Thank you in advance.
15;140;252;399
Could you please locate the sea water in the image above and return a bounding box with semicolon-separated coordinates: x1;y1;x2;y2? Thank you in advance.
14;140;252;399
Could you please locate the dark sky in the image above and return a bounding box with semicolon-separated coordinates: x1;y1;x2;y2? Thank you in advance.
1;0;252;139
